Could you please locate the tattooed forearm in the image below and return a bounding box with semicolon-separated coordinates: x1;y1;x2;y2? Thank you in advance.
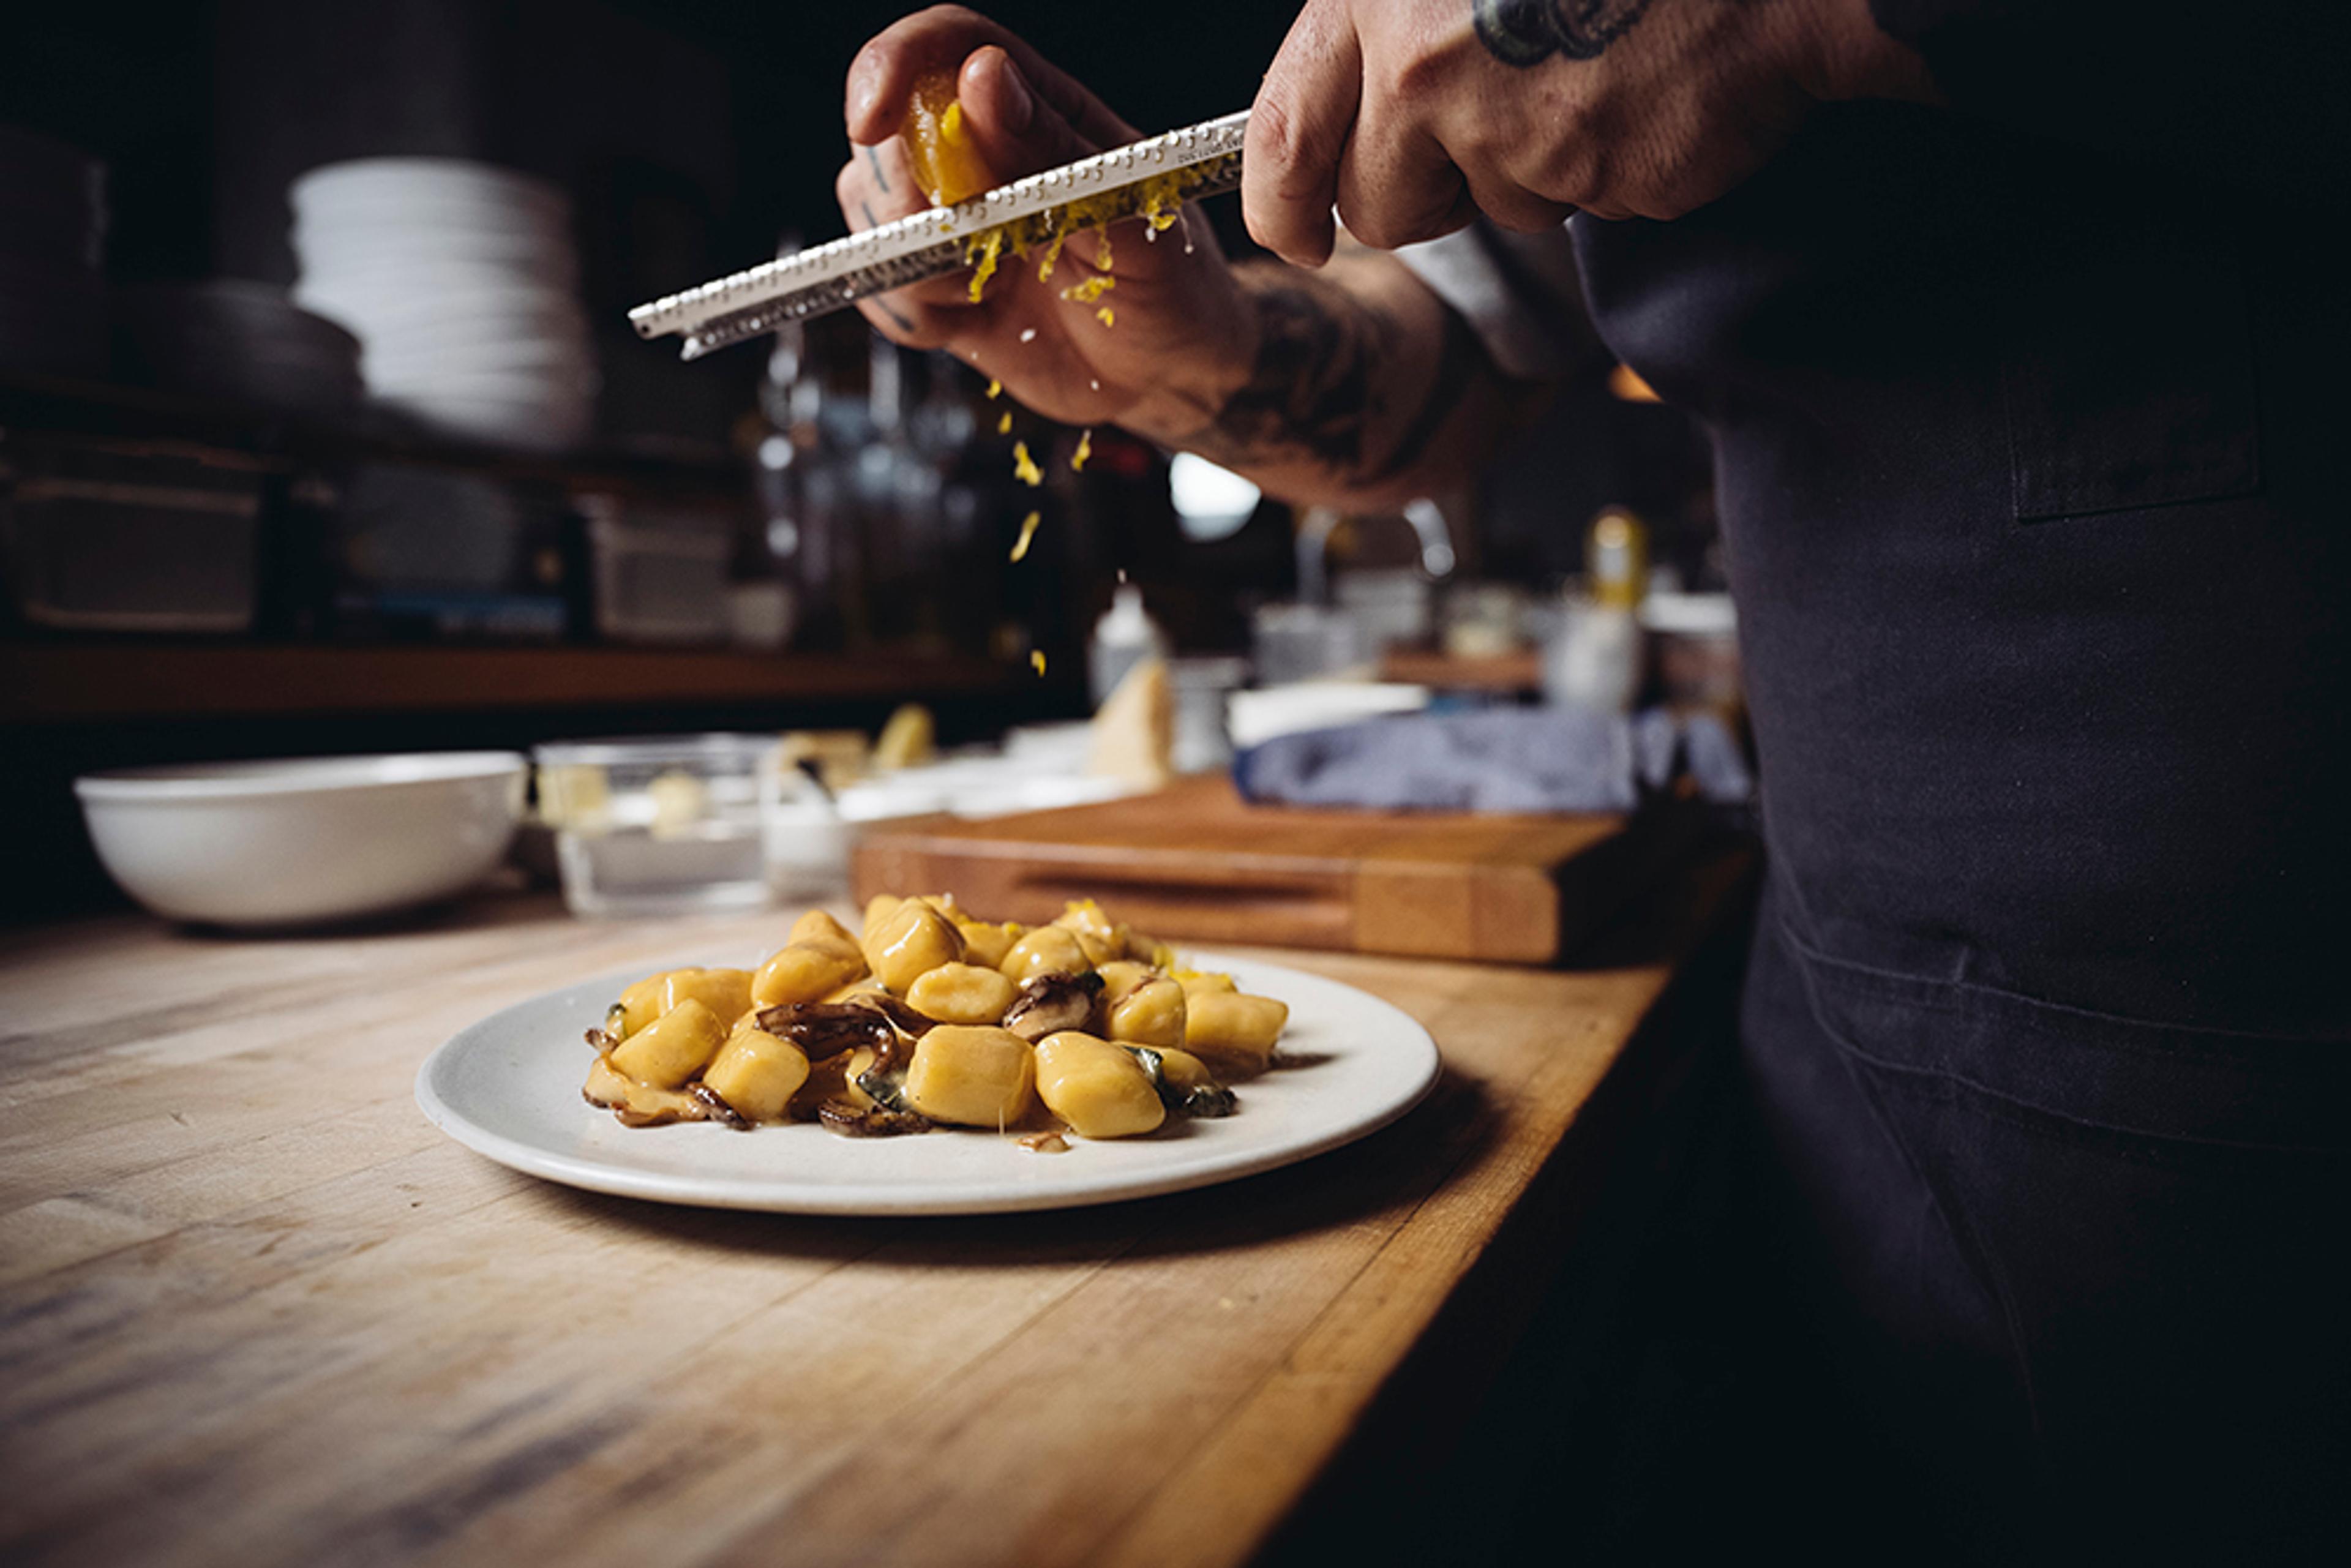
1181;260;1509;500
1473;0;1654;67
1198;264;1400;476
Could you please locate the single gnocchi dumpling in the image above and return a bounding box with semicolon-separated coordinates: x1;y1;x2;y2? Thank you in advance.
1000;925;1092;984
866;899;966;993
754;932;868;1008
1033;1031;1164;1139
1104;977;1187;1048
902;1025;1037;1128
906;962;1021;1026
1182;991;1289;1079
702;1023;811;1121
610;997;727;1089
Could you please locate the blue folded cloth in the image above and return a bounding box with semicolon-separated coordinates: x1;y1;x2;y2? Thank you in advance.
1231;707;1752;813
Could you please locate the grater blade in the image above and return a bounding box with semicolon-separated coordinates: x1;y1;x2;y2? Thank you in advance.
629;110;1248;361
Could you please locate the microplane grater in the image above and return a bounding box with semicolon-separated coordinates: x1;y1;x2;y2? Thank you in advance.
628;110;1249;360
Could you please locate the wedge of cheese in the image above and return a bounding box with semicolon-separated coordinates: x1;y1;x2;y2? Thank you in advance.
1088;657;1172;788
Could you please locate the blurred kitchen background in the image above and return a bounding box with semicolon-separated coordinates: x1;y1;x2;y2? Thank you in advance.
1;0;1728;925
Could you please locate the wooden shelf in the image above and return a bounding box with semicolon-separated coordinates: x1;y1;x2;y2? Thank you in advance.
0;642;1018;723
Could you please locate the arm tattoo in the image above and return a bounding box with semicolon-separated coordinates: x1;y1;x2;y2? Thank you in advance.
1203;268;1397;475
1473;1;1653;67
1192;264;1487;490
864;144;892;193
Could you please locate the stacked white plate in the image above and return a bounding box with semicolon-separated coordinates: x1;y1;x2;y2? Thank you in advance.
0;124;107;378
288;158;596;452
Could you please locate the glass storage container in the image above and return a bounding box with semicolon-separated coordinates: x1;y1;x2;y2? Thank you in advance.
533;734;778;917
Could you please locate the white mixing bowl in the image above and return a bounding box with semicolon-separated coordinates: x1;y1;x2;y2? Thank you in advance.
75;752;527;927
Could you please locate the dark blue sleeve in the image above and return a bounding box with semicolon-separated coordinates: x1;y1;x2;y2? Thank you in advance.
1869;0;2351;195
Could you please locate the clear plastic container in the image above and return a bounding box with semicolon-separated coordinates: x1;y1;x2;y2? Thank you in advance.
533;734;778;917
580;494;733;645
1;440;263;632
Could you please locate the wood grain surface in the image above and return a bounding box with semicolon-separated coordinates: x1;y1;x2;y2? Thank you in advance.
0;857;1747;1567
856;776;1681;964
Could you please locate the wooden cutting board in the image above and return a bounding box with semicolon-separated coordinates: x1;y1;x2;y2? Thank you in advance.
852;775;1692;964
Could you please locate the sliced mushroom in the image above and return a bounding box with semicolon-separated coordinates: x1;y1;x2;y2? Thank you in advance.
1002;970;1105;1042
853;993;939;1040
688;1083;752;1131
583;1054;708;1127
756;1001;894;1062
816;1101;933;1138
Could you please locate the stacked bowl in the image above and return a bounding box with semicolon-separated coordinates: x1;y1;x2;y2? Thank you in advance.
289;158;596;452
113;280;364;418
0;124;108;378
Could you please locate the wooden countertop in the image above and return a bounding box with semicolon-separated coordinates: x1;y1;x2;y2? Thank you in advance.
0;857;1749;1567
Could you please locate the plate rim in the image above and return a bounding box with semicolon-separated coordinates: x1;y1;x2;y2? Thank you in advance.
414;948;1441;1216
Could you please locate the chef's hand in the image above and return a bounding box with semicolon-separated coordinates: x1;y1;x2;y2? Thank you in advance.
1243;0;1933;264
837;6;1252;432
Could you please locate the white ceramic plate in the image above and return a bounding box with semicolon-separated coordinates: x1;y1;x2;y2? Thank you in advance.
415;951;1441;1215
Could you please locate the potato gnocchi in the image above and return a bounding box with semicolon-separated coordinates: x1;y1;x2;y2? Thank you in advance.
581;895;1287;1147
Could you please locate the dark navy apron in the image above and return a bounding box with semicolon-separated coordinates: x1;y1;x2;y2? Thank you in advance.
1574;100;2351;1553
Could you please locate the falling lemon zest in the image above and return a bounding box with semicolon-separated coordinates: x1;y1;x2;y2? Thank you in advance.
1010;510;1042;562
1071;430;1093;473
1031;650;1048;676
1012;441;1042;487
962;227;1005;302
986;378;1001;399
1096;306;1115;328
997;410;1012;434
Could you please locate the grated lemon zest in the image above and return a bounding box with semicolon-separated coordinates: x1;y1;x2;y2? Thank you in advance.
997;410;1012;434
943;157;1232;301
1071;430;1092;473
1010;510;1042;562
962;227;1005;302
1031;650;1048;675
1012;441;1042;487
